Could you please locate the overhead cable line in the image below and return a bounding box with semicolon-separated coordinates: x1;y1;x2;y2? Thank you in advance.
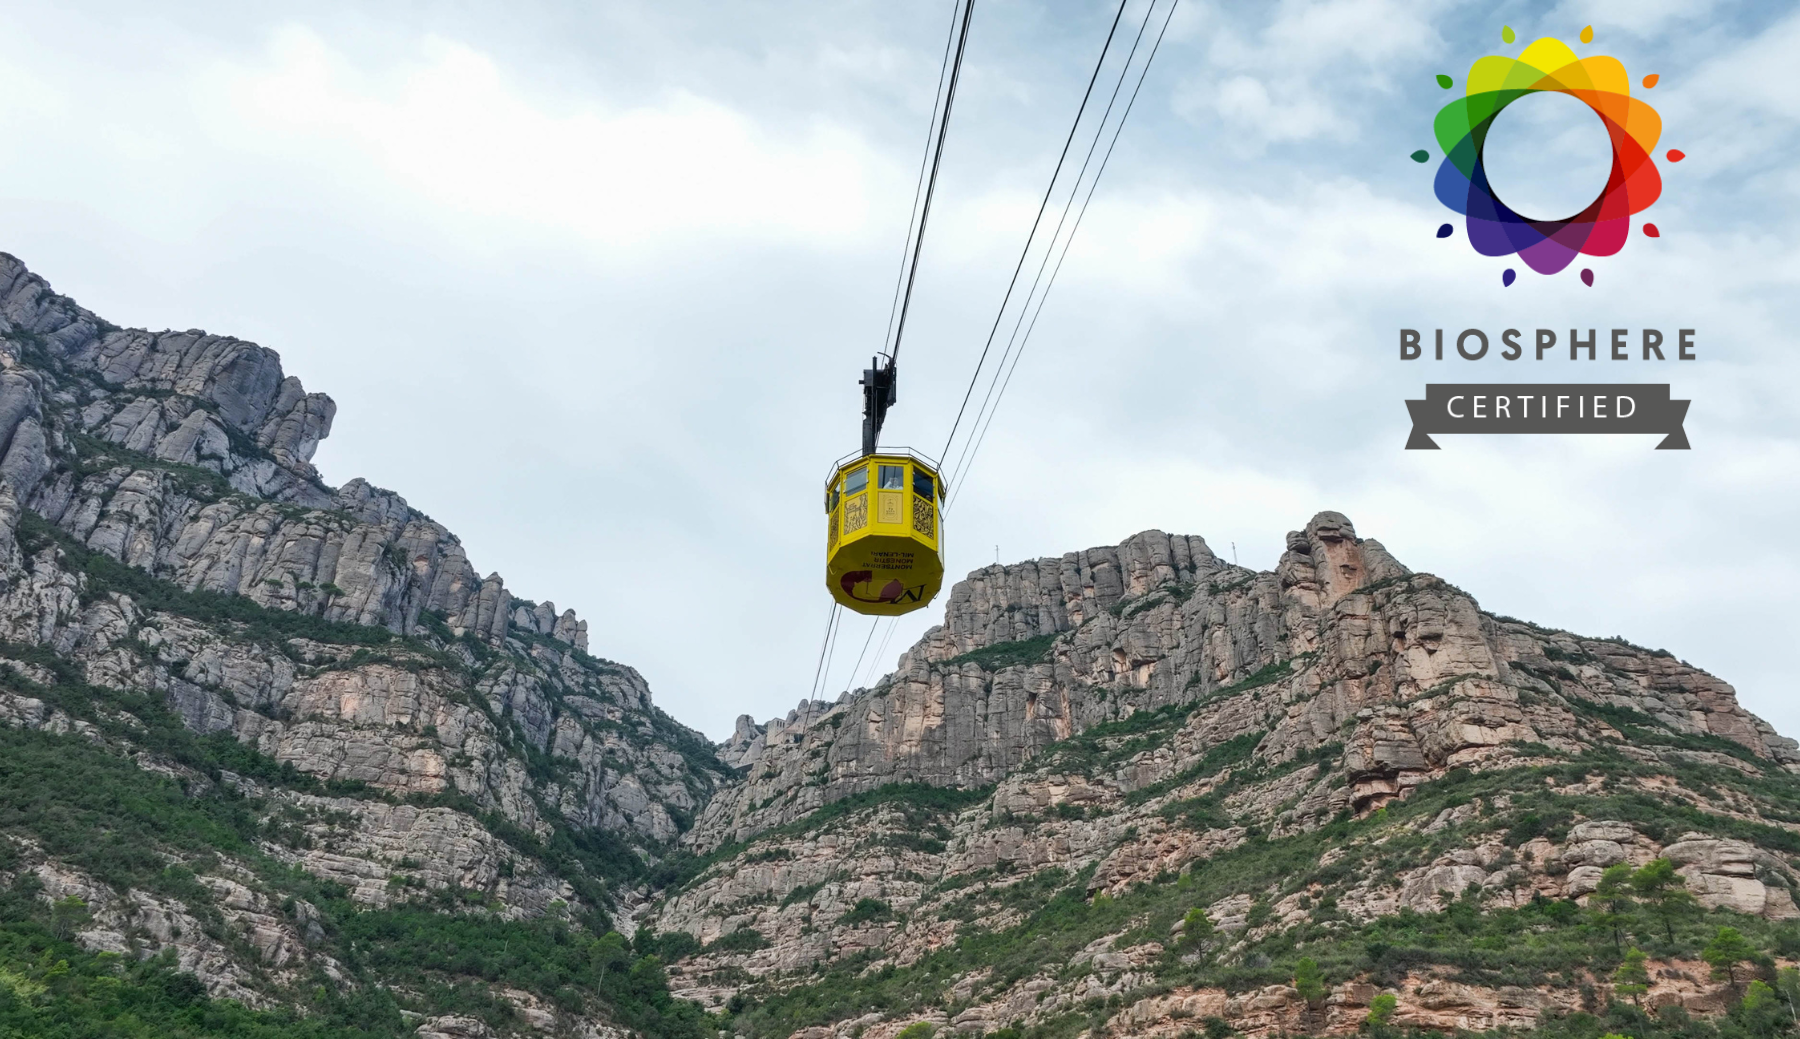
936;0;1131;476
820;603;848;698
814;0;971;693
879;0;967;359
952;0;1178;506
808;603;841;701
841;616;883;696
860;617;900;690
945;0;1162;492
948;0;1179;507
888;0;977;366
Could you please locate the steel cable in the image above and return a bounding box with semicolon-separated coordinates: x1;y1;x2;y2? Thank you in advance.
880;0;969;360
944;0;1161;492
888;0;978;366
948;0;1179;508
937;0;1131;477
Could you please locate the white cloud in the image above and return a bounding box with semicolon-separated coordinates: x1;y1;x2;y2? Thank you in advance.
195;26;896;255
0;0;1793;743
1172;0;1448;149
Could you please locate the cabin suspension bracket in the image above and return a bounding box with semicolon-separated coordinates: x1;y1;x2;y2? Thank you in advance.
860;355;897;457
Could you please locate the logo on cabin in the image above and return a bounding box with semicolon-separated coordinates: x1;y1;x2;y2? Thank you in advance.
839;571;926;606
1417;25;1680;287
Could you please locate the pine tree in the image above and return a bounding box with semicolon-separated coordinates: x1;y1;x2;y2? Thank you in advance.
1182;907;1215;948
1295;956;1327;1006
1630;858;1697;944
1592;863;1636;954
1703;925;1757;990
1612;947;1650;1007
1776;966;1800;1025
1365;992;1398;1038
49;896;89;941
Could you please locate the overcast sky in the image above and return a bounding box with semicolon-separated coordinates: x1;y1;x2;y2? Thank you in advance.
1;0;1794;741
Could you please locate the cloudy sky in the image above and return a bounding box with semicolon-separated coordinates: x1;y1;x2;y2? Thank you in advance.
0;0;1794;740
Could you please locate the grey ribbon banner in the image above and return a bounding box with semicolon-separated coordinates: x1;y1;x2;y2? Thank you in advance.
1405;384;1690;450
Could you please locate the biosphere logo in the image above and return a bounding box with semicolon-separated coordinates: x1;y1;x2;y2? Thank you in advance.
1416;25;1682;287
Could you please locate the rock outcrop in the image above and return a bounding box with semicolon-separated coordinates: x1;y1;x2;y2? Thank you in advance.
687;513;1796;852
7;248;1800;1039
0;251;730;1028
652;510;1800;1039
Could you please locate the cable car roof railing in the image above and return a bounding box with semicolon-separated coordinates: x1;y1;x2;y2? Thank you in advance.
826;446;944;479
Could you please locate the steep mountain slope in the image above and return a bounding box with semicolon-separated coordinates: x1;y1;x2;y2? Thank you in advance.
0;253;731;1037
648;515;1800;1039
7;246;1800;1039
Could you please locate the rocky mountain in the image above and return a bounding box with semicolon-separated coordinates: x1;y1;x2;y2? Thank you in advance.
5;248;1800;1039
0;252;732;1038
648;516;1800;1039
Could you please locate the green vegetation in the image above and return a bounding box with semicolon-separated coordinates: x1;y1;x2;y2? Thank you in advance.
1111;583;1198;620
1293;956;1326;1006
1366;991;1398;1030
67;430;242;503
659;782;993;893
724;751;1800;1039
706;928;768;954
0;903;389;1038
1040;700;1200;776
1613;947;1650;1006
0;723;717;1038
9;506;725;902
1706;926;1759;989
1124;730;1269;806
0;514;729;1033
1632;856;1698;942
0;726;267;898
642;929;701;962
1185;654;1313;700
1593;863;1636;953
780;882;826;910
886;832;949;854
942;633;1058;671
0;640;375;802
1180;906;1215;947
1563;694;1765;765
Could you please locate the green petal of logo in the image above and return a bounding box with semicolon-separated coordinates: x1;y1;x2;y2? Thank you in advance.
1420;26;1681;287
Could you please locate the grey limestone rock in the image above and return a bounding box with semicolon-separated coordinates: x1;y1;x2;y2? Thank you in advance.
689;510;1794;852
0;252;732;1014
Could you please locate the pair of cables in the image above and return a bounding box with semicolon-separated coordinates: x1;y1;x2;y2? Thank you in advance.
939;0;1180;507
810;0;977;705
880;0;977;369
810;0;1179;703
808;608;900;704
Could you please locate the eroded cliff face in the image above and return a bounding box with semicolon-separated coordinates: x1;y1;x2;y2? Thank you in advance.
689;513;1794;854
658;513;1800;1039
7;245;1800;1039
0;252;729;1029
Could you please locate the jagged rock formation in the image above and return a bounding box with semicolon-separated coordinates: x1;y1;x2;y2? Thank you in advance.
652;513;1800;1039
6;246;1800;1039
0;252;723;841
0;252;729;1033
688;515;1795;853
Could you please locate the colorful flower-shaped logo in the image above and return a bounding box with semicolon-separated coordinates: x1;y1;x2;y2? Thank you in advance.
1419;26;1681;286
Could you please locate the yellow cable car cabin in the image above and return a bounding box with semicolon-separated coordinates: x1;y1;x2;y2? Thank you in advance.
825;451;944;615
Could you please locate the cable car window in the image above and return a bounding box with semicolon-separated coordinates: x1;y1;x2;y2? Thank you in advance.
844;466;868;496
878;465;905;490
913;470;935;501
827;487;839;512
